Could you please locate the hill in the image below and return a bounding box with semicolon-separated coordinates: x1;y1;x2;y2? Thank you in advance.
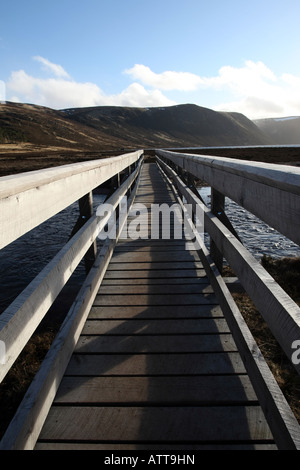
63;104;273;148
254;116;300;144
0;101;277;175
0;102;126;151
0;102;273;151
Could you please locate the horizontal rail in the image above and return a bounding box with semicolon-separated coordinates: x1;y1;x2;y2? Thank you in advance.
0;169;142;450
156;149;300;245
0;150;143;250
0;155;143;383
156;156;300;449
156;155;300;375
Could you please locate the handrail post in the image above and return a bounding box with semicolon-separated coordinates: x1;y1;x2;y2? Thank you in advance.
210;187;243;273
78;192;97;273
210;188;225;272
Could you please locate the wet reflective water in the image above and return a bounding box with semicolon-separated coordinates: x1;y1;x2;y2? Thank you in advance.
199;186;299;260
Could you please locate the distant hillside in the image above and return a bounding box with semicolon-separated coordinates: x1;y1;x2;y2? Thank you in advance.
0;102;273;151
0;102;126;151
63;104;273;148
254;116;300;144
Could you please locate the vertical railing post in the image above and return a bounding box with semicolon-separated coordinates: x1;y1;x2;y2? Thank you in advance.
78;191;97;273
210;188;225;272
128;164;132;195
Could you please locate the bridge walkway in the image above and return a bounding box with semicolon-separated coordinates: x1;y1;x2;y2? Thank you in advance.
35;162;276;449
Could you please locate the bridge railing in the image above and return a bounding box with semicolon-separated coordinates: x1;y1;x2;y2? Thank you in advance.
156;150;300;449
156;150;300;376
0;150;143;384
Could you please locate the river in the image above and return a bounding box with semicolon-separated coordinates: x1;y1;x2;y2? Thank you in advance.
198;186;299;260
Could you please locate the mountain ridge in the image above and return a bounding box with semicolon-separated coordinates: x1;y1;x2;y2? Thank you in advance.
0;102;273;150
254;116;300;144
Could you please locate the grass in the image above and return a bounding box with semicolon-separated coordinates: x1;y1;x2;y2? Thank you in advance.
224;256;300;423
261;255;300;304
0;285;79;440
0;325;58;439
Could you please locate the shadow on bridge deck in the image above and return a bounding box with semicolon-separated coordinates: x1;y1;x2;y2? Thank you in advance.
35;163;275;450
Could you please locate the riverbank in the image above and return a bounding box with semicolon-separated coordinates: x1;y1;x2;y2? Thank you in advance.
224;256;300;423
0;144;128;177
0;144;300;177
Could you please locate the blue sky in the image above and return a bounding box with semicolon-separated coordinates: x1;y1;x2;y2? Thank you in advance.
1;0;300;119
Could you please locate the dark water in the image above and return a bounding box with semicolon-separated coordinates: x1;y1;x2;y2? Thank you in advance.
0;194;105;316
199;186;299;260
0;190;299;316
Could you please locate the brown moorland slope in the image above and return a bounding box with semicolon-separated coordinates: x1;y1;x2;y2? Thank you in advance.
63;103;273;148
0;101;278;175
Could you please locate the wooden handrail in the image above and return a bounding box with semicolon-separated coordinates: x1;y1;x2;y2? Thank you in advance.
0;153;143;382
0;150;143;250
157;156;300;449
156;149;300;245
156;155;300;374
0;167;142;450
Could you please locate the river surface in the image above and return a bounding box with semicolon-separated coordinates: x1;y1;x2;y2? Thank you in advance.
0;190;299;315
198;186;299;260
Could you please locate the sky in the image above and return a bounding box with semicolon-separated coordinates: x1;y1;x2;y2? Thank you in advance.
1;0;300;120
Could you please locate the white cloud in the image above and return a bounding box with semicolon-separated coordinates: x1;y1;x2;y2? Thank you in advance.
33;56;70;79
0;80;5;102
210;62;300;118
5;57;300;119
126;61;300;119
125;61;277;95
6;69;107;108
215;96;285;120
109;83;175;107
6;59;175;110
124;64;204;91
212;61;277;92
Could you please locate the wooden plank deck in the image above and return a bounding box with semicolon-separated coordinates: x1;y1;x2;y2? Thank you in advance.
35;163;276;450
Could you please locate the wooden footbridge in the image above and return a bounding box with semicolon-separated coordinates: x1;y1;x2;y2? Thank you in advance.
0;149;300;450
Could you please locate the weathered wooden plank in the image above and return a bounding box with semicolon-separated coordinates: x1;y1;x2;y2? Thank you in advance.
110;251;201;262
38;405;274;442
103;269;206;279
65;352;247;376
114;244;190;251
35;442;278;450
74;333;237;354
88;304;223;319
98;284;214;295
106;262;204;270
101;277;209;285
101;276;241;292
81;318;230;335
93;293;218;305
54;375;258;404
116;239;188;246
